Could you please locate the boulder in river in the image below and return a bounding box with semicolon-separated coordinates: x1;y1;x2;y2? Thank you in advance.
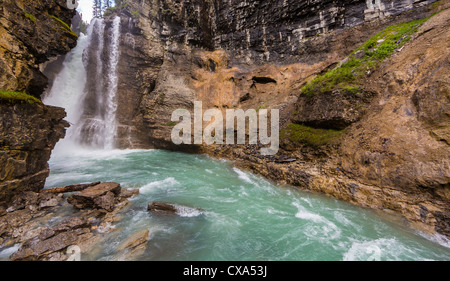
147;202;204;217
147;202;177;214
67;182;122;211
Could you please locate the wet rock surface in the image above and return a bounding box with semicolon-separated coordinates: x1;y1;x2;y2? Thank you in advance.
115;229;150;261
67;182;122;212
0;182;140;261
147;202;178;214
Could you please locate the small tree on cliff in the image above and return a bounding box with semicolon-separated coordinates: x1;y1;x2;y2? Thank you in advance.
93;0;115;18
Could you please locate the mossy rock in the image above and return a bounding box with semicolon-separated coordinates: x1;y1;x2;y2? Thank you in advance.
281;123;344;148
301;15;435;98
0;91;42;104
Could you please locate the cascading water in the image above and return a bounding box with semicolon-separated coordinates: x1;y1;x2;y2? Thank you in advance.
80;16;121;149
44;16;122;150
43;29;90;149
37;15;450;261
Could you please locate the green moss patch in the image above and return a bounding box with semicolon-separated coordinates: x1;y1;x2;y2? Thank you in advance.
0;91;42;104
281;123;344;147
302;15;434;98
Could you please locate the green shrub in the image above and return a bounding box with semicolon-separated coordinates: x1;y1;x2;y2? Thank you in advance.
132;11;140;19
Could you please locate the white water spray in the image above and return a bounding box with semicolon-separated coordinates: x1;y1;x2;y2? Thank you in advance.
103;16;121;149
43;31;91;149
44;16;122;151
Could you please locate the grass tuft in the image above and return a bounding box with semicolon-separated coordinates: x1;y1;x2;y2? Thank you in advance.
24;13;36;24
49;15;78;38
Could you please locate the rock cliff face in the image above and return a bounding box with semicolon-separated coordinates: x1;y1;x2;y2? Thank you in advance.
101;0;449;238
0;103;68;205
0;0;77;205
105;0;438;150
0;0;77;97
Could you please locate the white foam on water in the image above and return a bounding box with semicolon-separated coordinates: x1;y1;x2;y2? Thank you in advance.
267;207;290;220
52;146;150;161
293;202;342;241
233;168;255;185
148;225;175;240
45;173;94;188
334;211;363;233
174;205;205;218
342;238;401;261
418;232;450;249
299;197;313;208
140;177;180;194
295;209;324;223
0;244;20;260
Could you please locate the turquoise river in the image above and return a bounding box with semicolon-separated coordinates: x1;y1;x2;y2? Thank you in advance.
37;148;450;261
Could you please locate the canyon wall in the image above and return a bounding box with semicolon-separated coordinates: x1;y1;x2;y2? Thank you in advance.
0;0;77;97
0;103;68;205
2;0;446;237
100;0;449;237
0;0;76;205
104;0;438;149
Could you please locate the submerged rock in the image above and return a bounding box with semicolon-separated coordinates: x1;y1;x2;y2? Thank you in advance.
115;229;150;261
147;202;178;214
147;202;204;217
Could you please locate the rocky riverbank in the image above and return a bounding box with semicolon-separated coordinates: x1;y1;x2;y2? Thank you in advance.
103;0;448;238
0;182;139;261
0;0;448;260
204;5;450;239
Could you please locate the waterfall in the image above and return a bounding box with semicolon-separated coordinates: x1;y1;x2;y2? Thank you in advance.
79;16;121;149
44;16;122;151
43;30;91;144
103;16;121;149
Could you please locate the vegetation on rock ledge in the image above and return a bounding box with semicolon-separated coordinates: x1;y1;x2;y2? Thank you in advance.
301;15;435;98
24;13;36;24
281;123;344;148
49;15;78;38
0;91;42;104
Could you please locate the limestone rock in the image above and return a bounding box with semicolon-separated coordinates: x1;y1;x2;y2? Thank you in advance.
10;231;79;261
0;104;69;206
115;229;150;261
67;183;121;211
292;89;376;130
